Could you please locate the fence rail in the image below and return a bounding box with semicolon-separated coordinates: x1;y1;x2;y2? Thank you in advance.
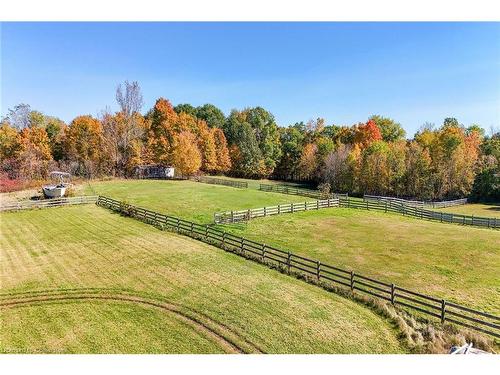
345;197;498;229
214;198;340;224
259;183;347;200
96;195;500;338
191;176;248;189
364;194;468;209
0;196;98;212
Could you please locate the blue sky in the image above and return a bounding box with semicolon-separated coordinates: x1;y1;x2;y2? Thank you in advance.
1;22;499;136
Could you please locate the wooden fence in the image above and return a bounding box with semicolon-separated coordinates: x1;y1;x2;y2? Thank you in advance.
0;196;98;212
259;183;347;200
364;194;468;209
96;195;500;338
191;176;248;189
214;198;340;224
343;197;498;229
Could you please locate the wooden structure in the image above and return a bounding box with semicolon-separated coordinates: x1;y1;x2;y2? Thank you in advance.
191;176;248;188
214;198;340;224
0;196;98;212
135;165;174;179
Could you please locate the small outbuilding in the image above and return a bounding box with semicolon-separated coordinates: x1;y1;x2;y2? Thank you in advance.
135;165;175;179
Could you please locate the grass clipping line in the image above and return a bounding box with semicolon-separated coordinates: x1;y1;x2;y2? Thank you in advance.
108;200;498;354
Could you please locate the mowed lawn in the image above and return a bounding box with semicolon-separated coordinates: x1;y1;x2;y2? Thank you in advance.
0;206;405;354
222;208;500;314
433;203;500;218
85;179;307;222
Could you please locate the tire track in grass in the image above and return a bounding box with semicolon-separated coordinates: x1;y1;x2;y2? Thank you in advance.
0;288;264;354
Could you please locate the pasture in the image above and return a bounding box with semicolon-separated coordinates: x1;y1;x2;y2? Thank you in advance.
0;205;405;354
221;207;500;314
83;179;499;313
434;203;500;218
85;179;308;222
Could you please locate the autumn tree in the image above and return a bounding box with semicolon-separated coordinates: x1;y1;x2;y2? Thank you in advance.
369;115;406;142
402;141;433;199
321;144;353;193
354;119;382;147
145;98;179;165
17;126;53;180
171;131;202;176
64;115;105;177
298;143;318;180
212;128;231;173
196;120;218;172
0;123;22;178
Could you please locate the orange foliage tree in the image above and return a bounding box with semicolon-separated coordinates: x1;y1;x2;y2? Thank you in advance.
171;131;202;176
17;126;53;180
212;128;231;173
354;119;382;147
64;115;104;177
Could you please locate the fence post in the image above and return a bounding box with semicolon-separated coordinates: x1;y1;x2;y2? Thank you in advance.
317;261;321;280
291;203;294;213
190;222;194;236
240;237;244;253
317;200;319;210
222;232;226;248
205;225;208;240
262;244;266;262
441;299;446;323
248;209;251;220
385;201;387;213
264;206;267;216
278;204;281;214
350;271;355;292
472;215;474;226
328;199;331;208
176;218;180;232
304;201;308;211
390;284;395;304
287;252;291;273
440;212;443;222
231;210;234;223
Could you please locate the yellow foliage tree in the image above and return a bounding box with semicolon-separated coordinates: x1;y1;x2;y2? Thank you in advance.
171;131;202;176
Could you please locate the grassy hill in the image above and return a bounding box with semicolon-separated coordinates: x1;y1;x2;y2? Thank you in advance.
0;205;405;354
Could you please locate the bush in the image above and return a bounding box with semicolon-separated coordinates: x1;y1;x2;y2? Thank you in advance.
64;186;76;197
317;182;331;198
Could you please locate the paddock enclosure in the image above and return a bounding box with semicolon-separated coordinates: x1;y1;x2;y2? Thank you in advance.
1;178;498;353
0;204;404;354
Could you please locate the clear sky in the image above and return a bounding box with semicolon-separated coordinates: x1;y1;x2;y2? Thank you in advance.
1;22;499;136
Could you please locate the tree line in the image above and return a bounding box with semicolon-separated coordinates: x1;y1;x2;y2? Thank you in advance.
0;81;498;201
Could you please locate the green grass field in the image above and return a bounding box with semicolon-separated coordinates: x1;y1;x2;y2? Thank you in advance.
222;208;500;313
433;203;500;218
85;179;308;222
84;179;499;313
0;205;405;354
